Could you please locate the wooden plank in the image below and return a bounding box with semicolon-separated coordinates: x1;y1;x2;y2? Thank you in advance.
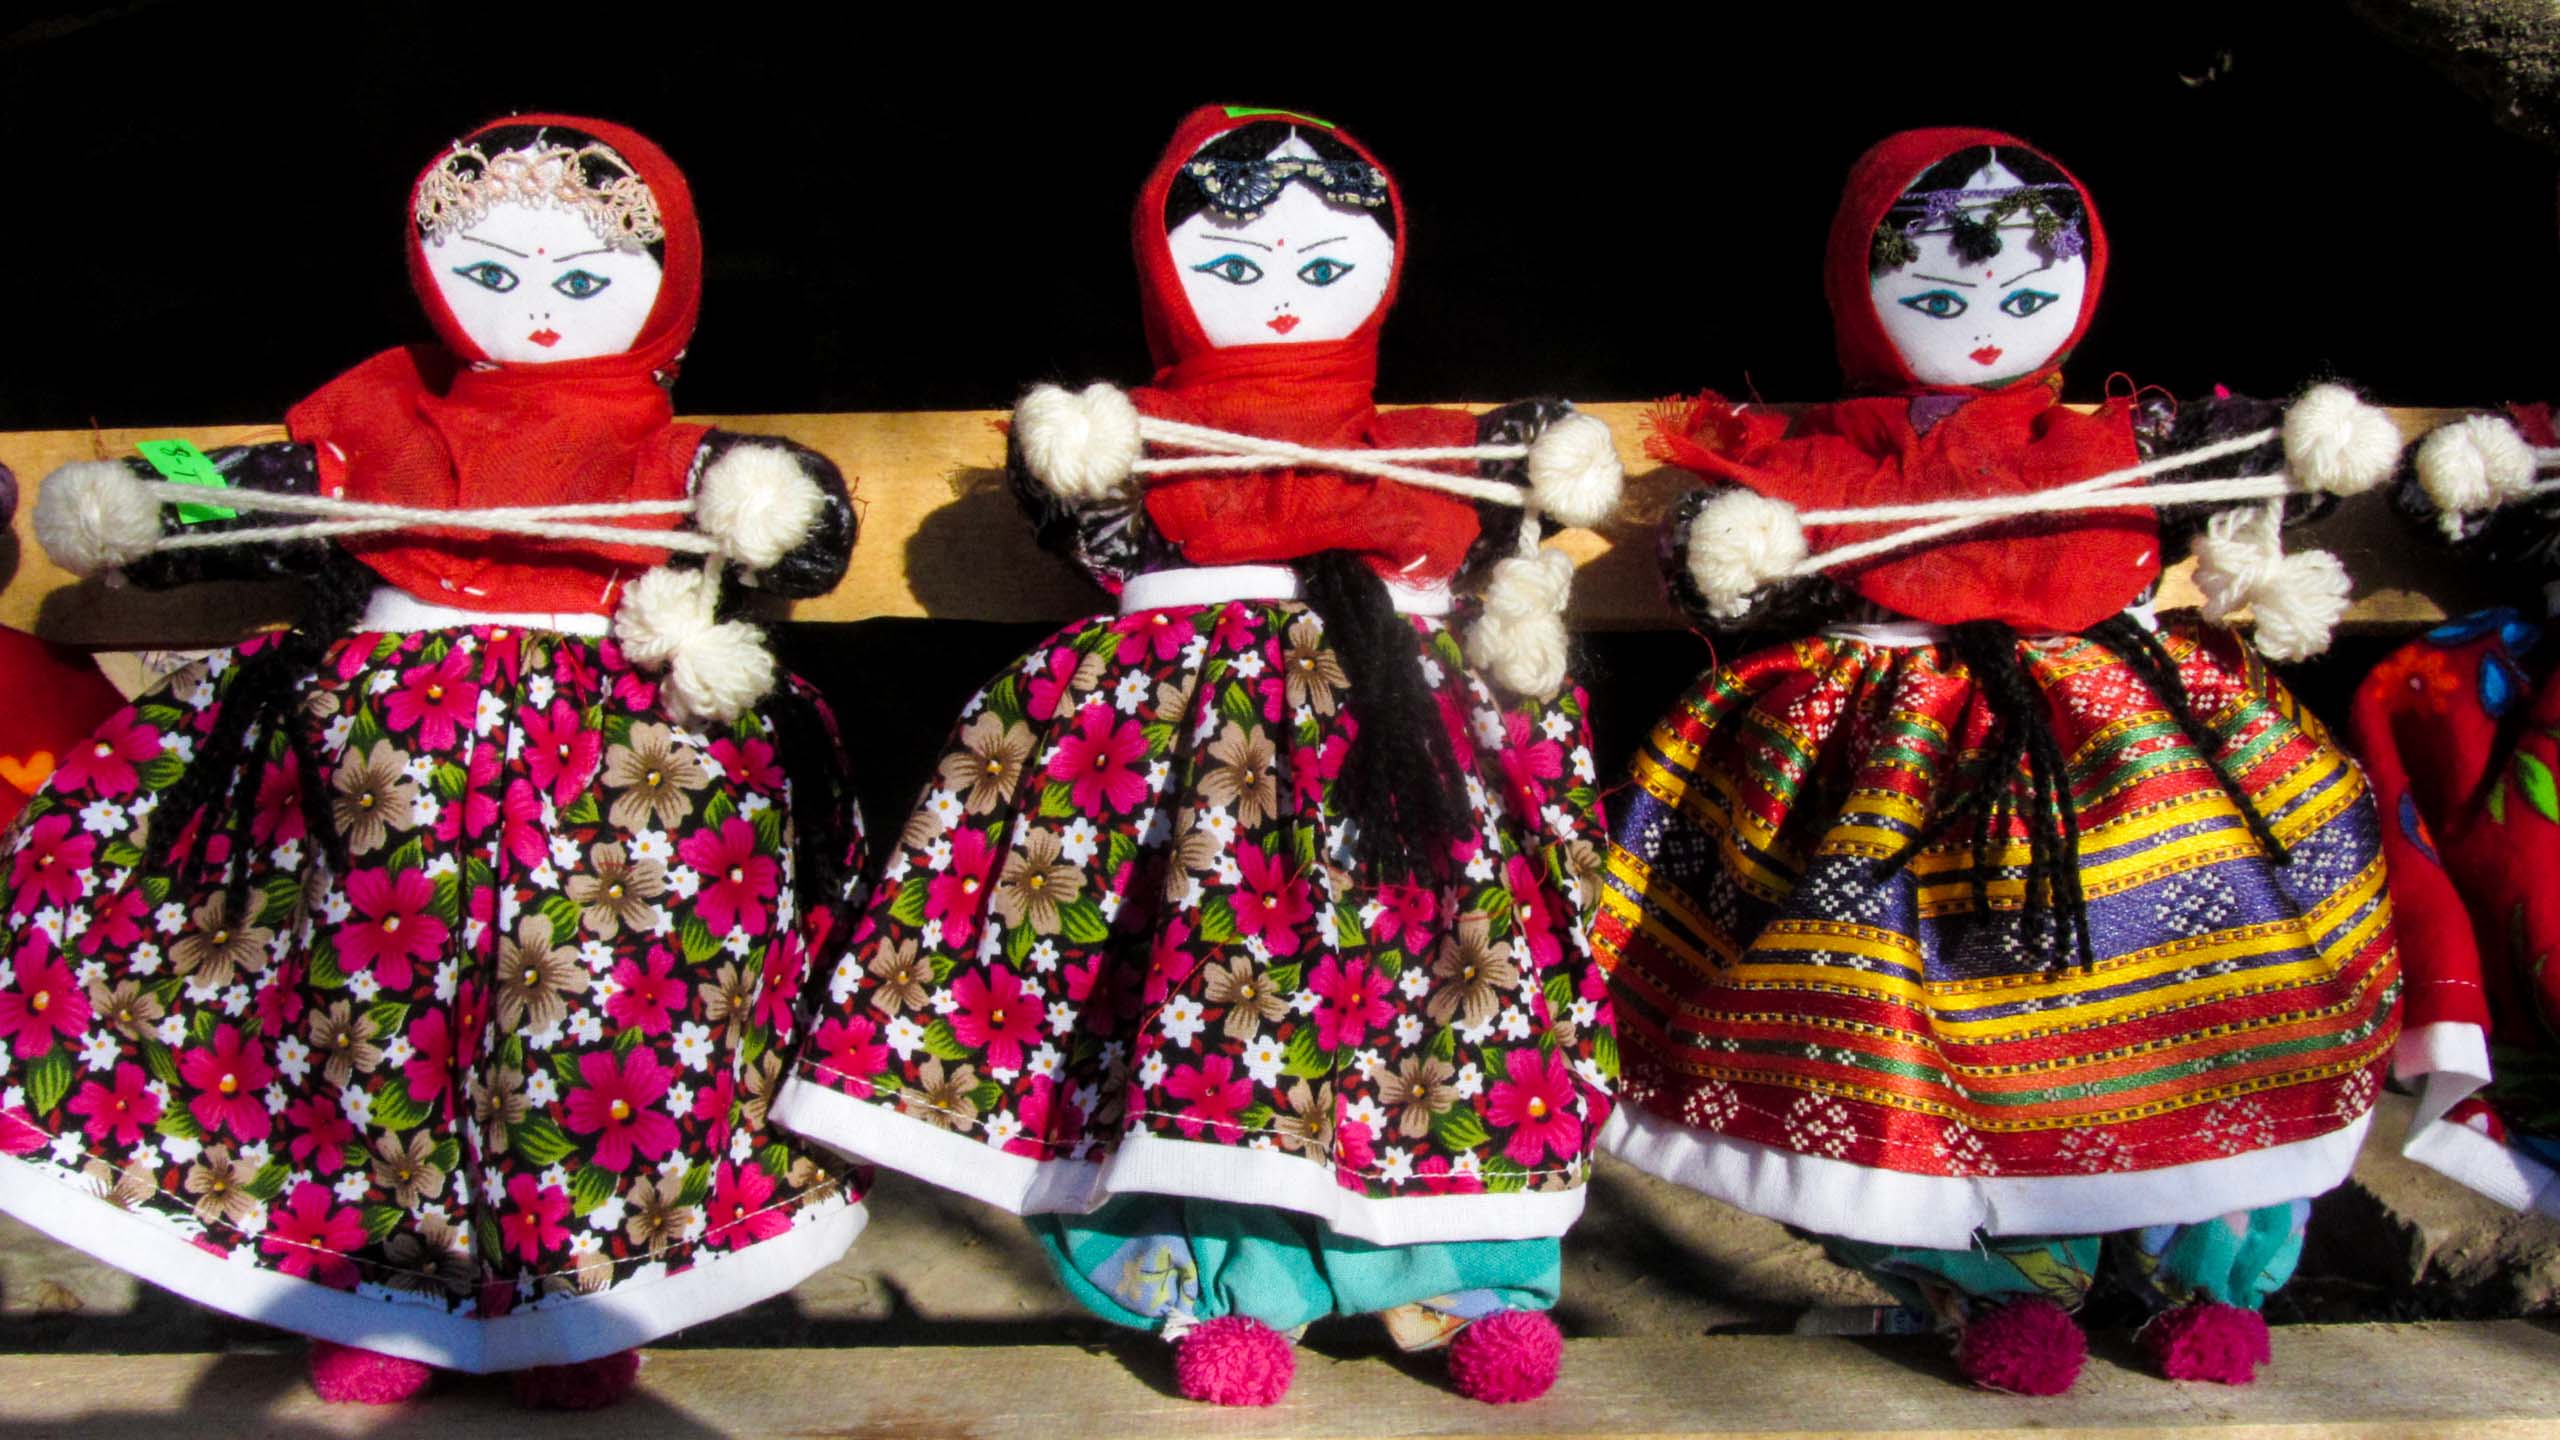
0;405;2484;648
0;1324;2555;1438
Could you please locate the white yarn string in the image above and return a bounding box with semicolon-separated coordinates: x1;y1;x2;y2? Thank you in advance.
1790;471;2299;576
120;480;722;556
1772;425;2316;577
1132;416;1530;505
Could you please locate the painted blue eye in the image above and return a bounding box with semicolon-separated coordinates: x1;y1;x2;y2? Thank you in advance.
2000;288;2060;318
1295;257;1355;287
1190;254;1265;286
552;269;612;300
1896;289;1966;319
450;261;519;294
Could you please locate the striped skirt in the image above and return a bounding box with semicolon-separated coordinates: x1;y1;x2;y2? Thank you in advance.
1596;616;2398;1249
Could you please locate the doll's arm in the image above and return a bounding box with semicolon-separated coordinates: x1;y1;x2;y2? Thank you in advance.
1459;399;1622;581
35;441;336;587
2394;407;2560;577
690;432;857;599
1006;383;1154;588
2138;384;2399;554
1662;482;1846;634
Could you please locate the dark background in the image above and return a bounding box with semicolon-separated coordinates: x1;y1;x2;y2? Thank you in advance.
2;4;2553;430
1;4;2552;828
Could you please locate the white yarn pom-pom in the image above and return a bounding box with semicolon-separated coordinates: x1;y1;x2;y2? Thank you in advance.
2415;414;2537;525
613;565;776;725
2281;383;2402;497
1525;412;1623;530
1014;382;1141;503
1466;545;1576;699
2191;504;2351;662
35;461;160;577
1684;489;1807;622
696;442;826;572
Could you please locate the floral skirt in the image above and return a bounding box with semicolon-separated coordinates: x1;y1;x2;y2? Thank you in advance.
0;626;866;1371
1597;616;2398;1249
777;601;1614;1246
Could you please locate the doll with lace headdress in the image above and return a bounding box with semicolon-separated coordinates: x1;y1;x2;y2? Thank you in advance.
775;105;1623;1407
11;115;866;1409
2345;405;2560;1221
1598;128;2404;1395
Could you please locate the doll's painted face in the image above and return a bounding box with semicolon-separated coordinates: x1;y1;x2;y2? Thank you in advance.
1870;158;2087;388
1170;137;1394;348
426;197;663;364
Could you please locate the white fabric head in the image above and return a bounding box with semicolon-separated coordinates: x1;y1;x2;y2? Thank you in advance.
1169;133;1394;348
424;191;664;364
1869;156;2087;388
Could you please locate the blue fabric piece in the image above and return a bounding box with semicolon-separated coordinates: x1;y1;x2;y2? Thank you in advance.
1031;1196;1560;1333
1823;1200;2309;1320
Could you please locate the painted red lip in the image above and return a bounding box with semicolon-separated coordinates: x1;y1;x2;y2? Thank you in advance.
528;328;562;348
1969;345;2003;366
1266;315;1300;335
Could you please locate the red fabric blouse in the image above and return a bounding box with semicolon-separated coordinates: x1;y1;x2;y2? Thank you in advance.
1130;106;1479;584
285;114;708;615
1652;127;2157;633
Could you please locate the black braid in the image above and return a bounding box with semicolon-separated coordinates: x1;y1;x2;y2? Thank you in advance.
1875;621;2090;968
2084;614;2291;867
762;679;855;911
1293;551;1471;879
140;559;370;917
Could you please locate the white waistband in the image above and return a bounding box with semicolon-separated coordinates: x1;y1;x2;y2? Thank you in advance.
361;588;613;637
1824;602;2158;649
1118;565;1453;617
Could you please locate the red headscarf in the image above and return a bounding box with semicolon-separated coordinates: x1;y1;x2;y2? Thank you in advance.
1131;106;1479;583
285;114;709;616
1652;127;2157;633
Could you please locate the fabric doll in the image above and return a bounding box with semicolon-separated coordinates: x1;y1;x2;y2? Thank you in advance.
1597;128;2403;1394
0;464;128;825
2346;405;2560;1218
775;105;1621;1407
10;115;865;1409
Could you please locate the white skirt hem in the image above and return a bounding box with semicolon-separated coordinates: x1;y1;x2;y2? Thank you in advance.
1599;1100;2371;1249
0;1152;867;1373
776;1074;1584;1246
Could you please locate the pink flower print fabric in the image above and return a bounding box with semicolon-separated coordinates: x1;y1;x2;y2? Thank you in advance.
779;601;1613;1244
0;626;866;1371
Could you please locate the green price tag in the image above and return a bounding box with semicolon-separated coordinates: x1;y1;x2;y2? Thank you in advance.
1221;105;1334;129
133;438;237;524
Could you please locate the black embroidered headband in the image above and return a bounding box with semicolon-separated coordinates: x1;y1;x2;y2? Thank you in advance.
1871;182;2084;275
1180;154;1389;223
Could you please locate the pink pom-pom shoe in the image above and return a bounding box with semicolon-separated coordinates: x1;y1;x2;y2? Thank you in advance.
2141;1301;2271;1385
512;1350;644;1410
1446;1308;1563;1404
306;1341;434;1405
1954;1297;2087;1396
1173;1315;1295;1406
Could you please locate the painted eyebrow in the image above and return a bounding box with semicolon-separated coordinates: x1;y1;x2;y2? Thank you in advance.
1190;236;1272;251
1998;261;2057;286
552;247;617;263
1910;273;1975;287
457;233;530;259
1299;236;1348;251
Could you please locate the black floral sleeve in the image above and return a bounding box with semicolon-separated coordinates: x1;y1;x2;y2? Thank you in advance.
116;442;338;589
1659;483;1852;636
2386;412;2560;579
691;432;858;599
2133;391;2335;561
1006;429;1170;592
